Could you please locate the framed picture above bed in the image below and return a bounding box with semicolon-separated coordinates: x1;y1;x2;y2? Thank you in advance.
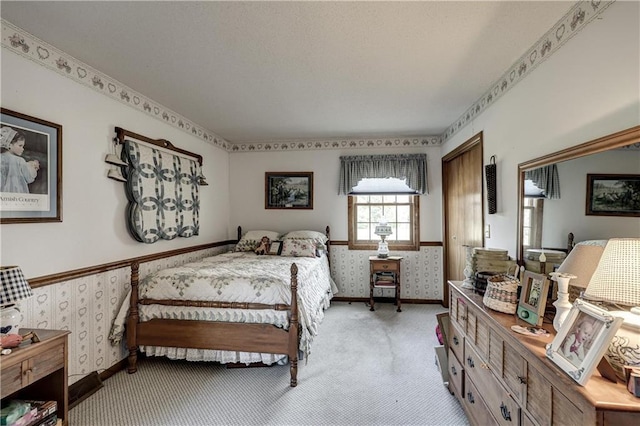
265;172;314;209
586;173;640;217
1;108;62;224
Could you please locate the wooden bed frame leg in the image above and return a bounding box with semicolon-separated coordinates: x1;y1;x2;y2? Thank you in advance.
290;358;298;387
127;261;140;374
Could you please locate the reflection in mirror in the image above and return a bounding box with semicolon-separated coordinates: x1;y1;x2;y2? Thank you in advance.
517;126;640;264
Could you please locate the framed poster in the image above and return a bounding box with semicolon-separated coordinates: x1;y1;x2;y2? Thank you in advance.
1;108;62;223
586;173;640;217
265;172;313;209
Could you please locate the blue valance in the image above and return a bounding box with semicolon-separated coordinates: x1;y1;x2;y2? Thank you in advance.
338;154;428;195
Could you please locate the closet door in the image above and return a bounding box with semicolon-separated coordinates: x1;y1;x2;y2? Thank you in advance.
442;132;484;306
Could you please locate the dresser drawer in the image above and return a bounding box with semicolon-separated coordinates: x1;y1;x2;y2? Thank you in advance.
370;260;399;272
463;340;493;391
464;375;497;426
448;348;464;399
0;341;64;398
483;378;520;426
449;321;465;363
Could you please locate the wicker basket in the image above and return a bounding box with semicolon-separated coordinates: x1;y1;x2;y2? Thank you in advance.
482;274;519;314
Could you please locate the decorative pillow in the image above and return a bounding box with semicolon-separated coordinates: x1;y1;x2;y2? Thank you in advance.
280;238;317;257
234;230;280;252
281;230;328;244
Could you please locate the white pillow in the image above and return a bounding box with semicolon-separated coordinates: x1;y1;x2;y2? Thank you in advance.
234;230;280;252
281;230;328;244
280;239;317;257
243;230;280;241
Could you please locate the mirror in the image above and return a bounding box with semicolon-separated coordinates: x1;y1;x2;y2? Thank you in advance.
517;125;640;264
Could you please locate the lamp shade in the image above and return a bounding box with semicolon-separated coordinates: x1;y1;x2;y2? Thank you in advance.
0;266;33;306
374;220;392;238
584;238;640;306
556;244;605;291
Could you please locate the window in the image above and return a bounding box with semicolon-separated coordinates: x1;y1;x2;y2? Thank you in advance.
348;194;419;251
522;198;544;249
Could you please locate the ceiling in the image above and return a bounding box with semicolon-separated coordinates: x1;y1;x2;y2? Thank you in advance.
1;1;574;144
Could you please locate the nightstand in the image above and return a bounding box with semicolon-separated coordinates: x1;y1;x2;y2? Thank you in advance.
1;329;70;426
369;255;403;312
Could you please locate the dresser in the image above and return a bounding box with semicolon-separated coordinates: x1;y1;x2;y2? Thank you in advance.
1;329;69;426
447;281;640;425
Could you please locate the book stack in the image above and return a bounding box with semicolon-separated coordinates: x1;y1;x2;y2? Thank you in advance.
0;400;58;426
373;271;396;287
473;247;516;275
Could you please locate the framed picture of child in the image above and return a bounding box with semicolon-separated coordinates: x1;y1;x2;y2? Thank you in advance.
545;299;623;385
1;108;62;223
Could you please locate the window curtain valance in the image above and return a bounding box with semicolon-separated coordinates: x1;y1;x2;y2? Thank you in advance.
338;154;428;195
525;164;560;199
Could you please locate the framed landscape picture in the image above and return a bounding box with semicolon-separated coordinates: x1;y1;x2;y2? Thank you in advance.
586;173;640;217
265;172;313;209
1;108;62;223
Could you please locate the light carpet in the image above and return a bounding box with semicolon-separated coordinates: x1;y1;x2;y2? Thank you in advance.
70;301;468;426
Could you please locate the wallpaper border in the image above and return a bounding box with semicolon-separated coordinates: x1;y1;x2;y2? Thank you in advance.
1;0;614;150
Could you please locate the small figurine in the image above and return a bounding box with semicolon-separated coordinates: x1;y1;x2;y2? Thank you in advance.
255;236;271;255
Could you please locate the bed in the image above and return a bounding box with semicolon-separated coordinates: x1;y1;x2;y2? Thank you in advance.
109;226;336;386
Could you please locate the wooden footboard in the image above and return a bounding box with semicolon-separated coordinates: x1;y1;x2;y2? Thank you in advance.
126;261;301;387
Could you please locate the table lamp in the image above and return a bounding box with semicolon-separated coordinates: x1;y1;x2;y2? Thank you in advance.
583;238;640;381
549;243;605;331
374;220;393;258
0;266;33;336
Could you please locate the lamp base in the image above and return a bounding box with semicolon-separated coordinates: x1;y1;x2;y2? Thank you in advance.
1;305;21;335
377;240;389;258
553;292;572;332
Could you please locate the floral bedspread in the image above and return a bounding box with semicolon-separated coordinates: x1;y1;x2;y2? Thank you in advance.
109;252;336;364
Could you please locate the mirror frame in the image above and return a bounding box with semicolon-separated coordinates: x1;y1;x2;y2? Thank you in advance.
517;125;640;263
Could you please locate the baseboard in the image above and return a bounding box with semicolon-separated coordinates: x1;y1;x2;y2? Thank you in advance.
68;371;104;409
332;296;443;305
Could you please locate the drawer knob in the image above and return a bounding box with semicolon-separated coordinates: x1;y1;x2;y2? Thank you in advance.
451;366;457;376
500;403;512;421
466;392;475;404
517;375;527;384
466;357;475;368
453;336;459;345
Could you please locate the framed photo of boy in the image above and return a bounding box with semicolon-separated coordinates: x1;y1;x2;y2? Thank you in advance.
545;299;622;386
585;173;640;217
1;108;62;223
265;172;313;210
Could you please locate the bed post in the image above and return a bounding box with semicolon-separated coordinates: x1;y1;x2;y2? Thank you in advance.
127;261;140;373
289;263;299;387
325;225;331;267
237;225;242;242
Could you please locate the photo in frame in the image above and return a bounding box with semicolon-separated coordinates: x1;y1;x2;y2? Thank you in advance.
586;173;640;217
265;172;313;209
545;299;623;386
517;271;550;327
1;108;62;223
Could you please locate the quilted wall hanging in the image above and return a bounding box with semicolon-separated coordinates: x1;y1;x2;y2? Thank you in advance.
114;127;204;243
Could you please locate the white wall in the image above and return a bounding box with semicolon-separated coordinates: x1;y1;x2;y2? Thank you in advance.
541;149;640;248
229;146;443;242
441;1;640;257
0;53;231;278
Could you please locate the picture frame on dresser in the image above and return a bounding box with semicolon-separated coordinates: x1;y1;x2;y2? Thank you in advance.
516;271;550;327
546;299;623;386
0;108;62;224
